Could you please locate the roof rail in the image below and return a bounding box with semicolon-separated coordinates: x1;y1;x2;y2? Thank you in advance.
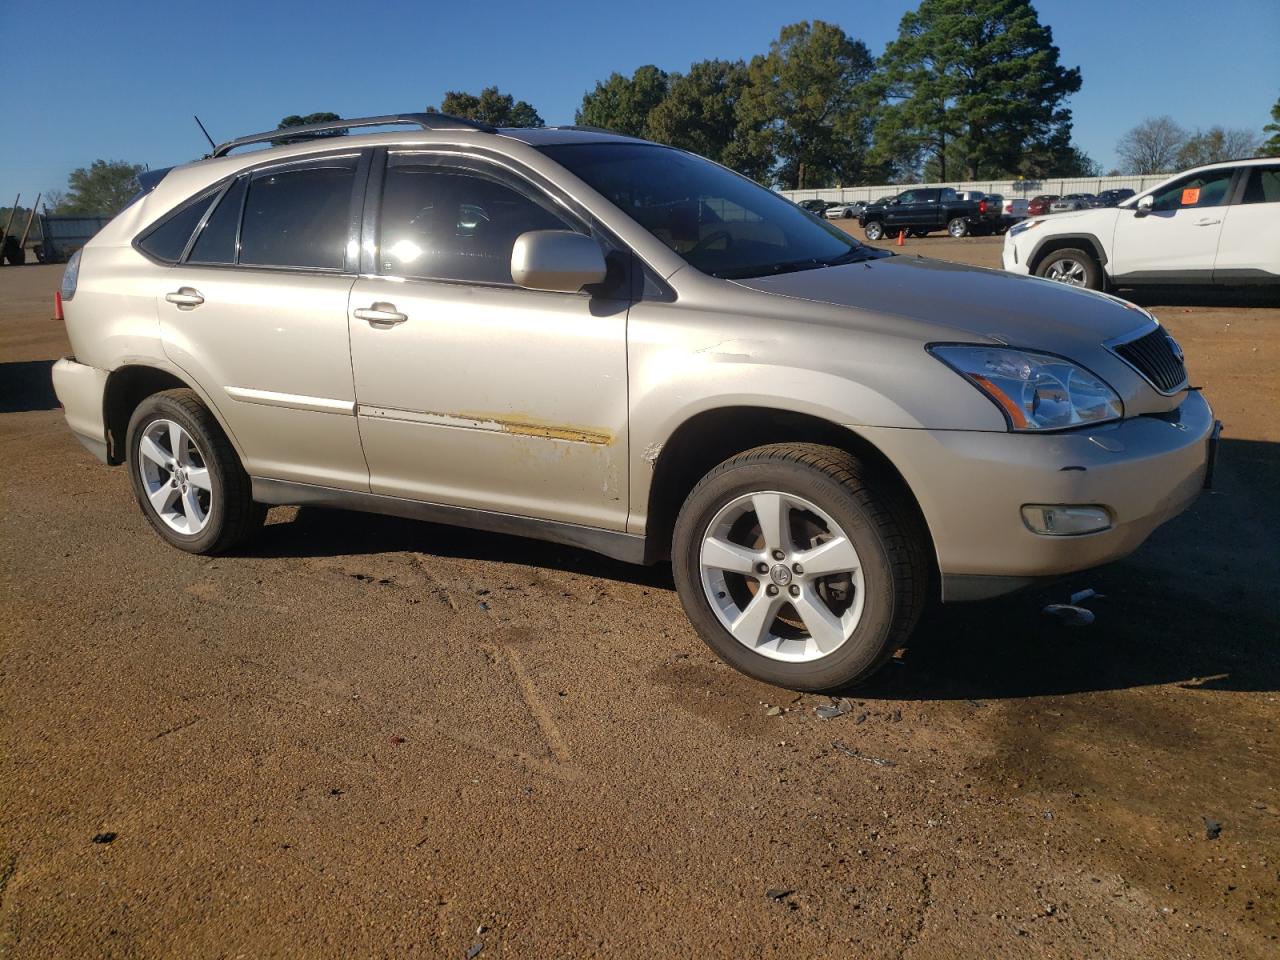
211;112;497;158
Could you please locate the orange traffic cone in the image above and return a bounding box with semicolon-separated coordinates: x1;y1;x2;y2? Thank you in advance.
896;229;906;247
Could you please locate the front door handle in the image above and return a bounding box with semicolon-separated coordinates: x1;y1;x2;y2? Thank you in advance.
165;287;204;308
1195;218;1222;226
353;302;408;326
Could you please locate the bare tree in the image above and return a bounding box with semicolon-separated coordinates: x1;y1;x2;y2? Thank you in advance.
1176;126;1259;167
1116;116;1186;174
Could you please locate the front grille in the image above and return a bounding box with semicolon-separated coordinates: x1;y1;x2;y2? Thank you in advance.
1111;327;1187;393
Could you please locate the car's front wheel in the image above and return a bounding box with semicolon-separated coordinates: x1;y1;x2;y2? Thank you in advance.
672;443;928;692
126;389;266;554
864;221;884;241
1035;247;1102;289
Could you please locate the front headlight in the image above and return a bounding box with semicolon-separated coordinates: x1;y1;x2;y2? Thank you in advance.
1008;218;1042;238
929;345;1122;431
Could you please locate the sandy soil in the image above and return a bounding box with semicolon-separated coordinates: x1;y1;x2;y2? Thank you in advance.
1;252;1277;958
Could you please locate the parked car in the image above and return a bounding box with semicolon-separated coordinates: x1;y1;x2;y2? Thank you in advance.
994;196;1029;233
824;201;865;219
797;199;832;215
1049;193;1096;213
1091;188;1136;208
859;187;1002;239
1028;194;1059;216
51;111;1218;692
1003;158;1279;289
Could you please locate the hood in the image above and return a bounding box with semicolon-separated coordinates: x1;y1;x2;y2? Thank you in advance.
731;254;1151;350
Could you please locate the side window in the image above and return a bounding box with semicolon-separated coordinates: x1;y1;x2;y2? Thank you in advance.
379;157;579;285
1149;169;1235;212
188;177;247;264
137;191;218;263
238;158;357;270
896;191;916;204
1240;166;1280;204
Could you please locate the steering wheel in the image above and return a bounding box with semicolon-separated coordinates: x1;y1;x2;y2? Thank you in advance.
691;229;733;254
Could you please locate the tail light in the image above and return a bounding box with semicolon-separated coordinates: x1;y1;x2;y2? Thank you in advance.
978;199;988;214
54;291;64;322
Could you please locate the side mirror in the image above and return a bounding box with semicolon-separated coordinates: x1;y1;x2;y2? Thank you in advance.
511;230;607;293
1134;195;1154;218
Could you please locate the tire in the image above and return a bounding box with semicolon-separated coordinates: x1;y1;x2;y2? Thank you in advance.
843;209;853;219
864;221;884;241
947;217;969;238
672;443;928;692
1034;247;1101;290
126;389;266;554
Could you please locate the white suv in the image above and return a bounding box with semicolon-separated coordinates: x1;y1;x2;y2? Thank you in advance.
1003;158;1280;289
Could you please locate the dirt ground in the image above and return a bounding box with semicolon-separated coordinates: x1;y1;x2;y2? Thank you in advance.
1;246;1277;959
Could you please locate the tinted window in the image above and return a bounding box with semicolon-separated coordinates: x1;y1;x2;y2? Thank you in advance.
540;143;876;280
379;157;577;284
1241;166;1280;204
188;177;247;264
1149;169;1234;211
138;192;217;262
897;191;917;204
239;158;356;269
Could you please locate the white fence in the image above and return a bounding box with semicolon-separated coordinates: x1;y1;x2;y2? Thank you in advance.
781;173;1174;205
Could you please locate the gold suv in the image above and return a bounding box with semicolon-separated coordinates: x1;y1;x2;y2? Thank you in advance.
52;114;1217;690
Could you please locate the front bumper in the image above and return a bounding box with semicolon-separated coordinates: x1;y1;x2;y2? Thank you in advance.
50;357;110;463
856;390;1217;601
1001;233;1031;275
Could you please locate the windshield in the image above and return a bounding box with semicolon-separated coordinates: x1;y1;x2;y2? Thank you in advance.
539;142;879;280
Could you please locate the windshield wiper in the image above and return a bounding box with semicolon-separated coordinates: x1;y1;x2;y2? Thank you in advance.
820;247;877;267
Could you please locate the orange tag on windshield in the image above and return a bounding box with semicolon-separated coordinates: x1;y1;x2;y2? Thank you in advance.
1181;187;1201;205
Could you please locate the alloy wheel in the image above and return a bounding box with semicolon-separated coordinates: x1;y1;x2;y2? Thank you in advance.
698;490;866;663
136;418;213;535
1044;257;1088;286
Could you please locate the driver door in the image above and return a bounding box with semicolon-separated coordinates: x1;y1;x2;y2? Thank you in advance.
1110;168;1237;279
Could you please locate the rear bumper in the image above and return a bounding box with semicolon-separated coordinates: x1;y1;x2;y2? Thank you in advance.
856;390;1216;600
50;357;109;463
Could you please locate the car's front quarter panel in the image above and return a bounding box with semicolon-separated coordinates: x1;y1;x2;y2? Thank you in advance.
623;292;1006;535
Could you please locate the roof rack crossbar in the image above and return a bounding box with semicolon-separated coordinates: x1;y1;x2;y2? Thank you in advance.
211;112;496;157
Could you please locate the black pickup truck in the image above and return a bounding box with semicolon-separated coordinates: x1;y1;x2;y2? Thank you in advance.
857;187;1001;241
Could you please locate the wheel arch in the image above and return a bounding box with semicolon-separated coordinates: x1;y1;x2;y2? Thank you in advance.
1027;233;1109;274
642;406;937;590
102;364;243;465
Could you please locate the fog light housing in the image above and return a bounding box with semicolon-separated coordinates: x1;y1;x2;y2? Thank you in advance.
1021;505;1112;536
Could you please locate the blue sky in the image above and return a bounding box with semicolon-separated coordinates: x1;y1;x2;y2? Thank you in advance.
3;0;1277;203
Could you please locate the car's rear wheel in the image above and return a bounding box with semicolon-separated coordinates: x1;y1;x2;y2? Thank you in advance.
1035;247;1101;289
864;221;884;241
947;217;969;238
672;443;928;692
127;389;266;554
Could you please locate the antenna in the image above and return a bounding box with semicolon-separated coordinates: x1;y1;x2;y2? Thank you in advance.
193;115;216;152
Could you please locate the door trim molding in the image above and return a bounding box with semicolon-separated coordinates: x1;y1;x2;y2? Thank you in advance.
250;477;647;564
226;386;355;415
357;404;614;444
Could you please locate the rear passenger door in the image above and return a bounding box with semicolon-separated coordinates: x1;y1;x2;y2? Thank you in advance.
346;150;630;530
1213;164;1280;283
150;151;370;490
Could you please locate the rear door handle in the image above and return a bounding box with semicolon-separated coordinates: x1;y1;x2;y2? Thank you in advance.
165;287;204;308
353;302;408;326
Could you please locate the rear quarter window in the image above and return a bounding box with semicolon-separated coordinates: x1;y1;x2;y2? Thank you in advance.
136;191;218;263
